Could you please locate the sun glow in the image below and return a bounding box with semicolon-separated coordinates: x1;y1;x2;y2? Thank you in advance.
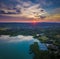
33;19;36;23
32;19;38;24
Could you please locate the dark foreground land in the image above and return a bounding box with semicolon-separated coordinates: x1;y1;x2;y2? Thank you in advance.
0;22;60;59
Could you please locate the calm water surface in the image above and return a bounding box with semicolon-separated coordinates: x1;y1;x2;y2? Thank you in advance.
0;35;47;59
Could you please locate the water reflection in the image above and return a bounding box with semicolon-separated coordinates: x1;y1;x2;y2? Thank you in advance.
0;35;47;59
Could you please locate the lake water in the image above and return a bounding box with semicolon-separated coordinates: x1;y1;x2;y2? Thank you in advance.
0;35;47;59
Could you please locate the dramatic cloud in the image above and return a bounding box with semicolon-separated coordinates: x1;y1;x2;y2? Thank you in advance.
0;9;18;14
0;0;47;19
19;4;47;18
0;0;60;22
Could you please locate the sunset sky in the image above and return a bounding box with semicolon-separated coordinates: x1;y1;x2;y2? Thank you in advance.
0;0;60;23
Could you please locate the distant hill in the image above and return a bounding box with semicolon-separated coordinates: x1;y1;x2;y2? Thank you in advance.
0;22;60;29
